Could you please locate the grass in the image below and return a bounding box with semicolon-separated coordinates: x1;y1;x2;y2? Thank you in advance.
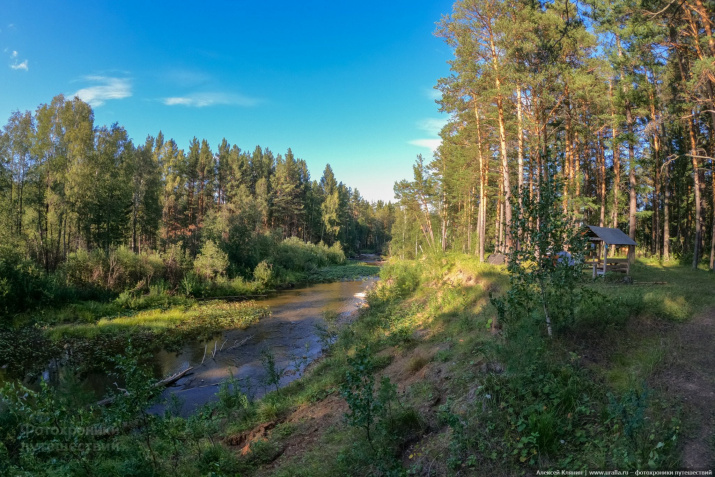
603;336;667;392
44;300;270;342
589;257;715;320
233;255;714;475
3;254;713;475
307;263;380;282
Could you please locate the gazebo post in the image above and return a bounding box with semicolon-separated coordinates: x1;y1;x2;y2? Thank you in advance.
603;243;608;275
593;256;597;278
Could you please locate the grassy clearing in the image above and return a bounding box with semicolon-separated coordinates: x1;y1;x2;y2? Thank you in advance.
587;257;715;321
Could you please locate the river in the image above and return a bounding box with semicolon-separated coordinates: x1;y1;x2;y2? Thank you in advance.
144;278;375;415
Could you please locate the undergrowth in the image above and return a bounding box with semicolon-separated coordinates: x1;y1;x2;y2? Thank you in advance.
1;253;712;475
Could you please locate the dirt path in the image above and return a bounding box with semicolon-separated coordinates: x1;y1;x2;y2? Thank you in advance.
652;307;715;470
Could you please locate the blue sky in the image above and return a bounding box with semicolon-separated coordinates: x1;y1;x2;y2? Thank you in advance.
0;0;453;202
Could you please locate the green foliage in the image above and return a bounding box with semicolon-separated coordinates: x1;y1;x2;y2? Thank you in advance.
315;310;340;352
0;327;60;379
492;172;590;336
260;347;283;393
340;346;400;447
603;389;680;469
0;243;50;317
193;240;229;281
61;247;167;294
0;347;265;476
216;373;249;418
0;94;394;321
376;260;422;299
253;260;273;286
440;330;680;471
269;237;346;276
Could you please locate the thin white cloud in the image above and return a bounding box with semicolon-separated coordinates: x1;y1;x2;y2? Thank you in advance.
162;92;260;108
409;117;447;152
425;88;442;101
10;59;28;71
73;76;131;106
8;49;28;71
164;68;212;87
409;139;442;151
418;117;448;136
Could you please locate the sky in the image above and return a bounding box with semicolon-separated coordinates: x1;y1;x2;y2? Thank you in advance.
0;0;454;203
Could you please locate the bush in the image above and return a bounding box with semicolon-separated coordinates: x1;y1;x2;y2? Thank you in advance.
61;247;168;294
378;261;422;298
194;240;229;281
161;243;191;287
0;243;53;318
271;237;345;273
253;260;274;286
492;170;589;337
326;241;346;265
62;248;107;289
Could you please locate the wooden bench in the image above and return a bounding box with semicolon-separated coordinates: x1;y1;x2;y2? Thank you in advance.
584;258;630;277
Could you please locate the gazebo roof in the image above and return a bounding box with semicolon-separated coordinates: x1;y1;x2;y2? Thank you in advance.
584;225;637;246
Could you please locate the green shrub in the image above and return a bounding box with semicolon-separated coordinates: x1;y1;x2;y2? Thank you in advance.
377;261;422;299
340;346;399;448
492;170;589;337
160;243;191;287
0;243;49;317
326;241;346;265
181;271;204;297
194;240;229;281
253;260;274;286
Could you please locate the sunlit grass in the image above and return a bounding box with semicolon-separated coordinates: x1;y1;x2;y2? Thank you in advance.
44;300;270;342
604;336;667;393
259;254;714;474
308;263;380;282
586;258;715;322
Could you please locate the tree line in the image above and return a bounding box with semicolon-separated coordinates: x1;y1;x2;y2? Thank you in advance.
392;0;715;270
0;94;395;277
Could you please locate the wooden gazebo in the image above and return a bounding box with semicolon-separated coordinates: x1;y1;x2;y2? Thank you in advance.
584;225;637;277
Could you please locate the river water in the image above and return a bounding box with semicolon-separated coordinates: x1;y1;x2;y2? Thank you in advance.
147;278;375;415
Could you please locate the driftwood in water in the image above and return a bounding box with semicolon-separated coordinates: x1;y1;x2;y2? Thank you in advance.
95;366;194;407
195;294;270;302
94;333;252;407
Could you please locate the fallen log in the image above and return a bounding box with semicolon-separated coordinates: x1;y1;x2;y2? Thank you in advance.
95;366;194;407
195;294;271;302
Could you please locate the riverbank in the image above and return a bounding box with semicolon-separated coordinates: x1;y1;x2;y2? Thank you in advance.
151;279;375;416
221;256;715;475
0;262;380;382
2;255;713;475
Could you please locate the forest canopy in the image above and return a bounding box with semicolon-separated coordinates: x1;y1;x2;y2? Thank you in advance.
0;94;394;314
391;0;715;272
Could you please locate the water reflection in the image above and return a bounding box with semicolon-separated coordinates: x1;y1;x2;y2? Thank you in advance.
152;279;374;415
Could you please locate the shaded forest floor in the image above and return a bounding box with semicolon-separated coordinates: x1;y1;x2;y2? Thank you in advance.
651;306;715;470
